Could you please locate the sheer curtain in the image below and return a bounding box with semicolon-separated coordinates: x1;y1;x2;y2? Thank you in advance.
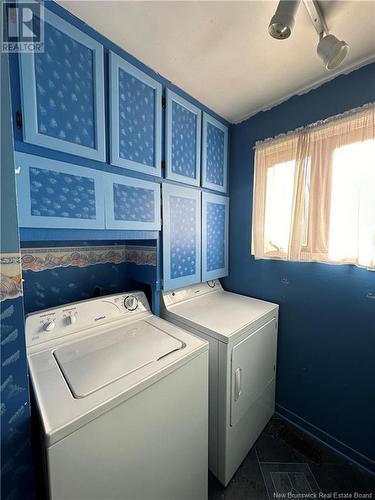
252;105;375;269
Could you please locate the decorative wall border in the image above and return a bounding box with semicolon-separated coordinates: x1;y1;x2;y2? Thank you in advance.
124;246;157;267
21;245;157;273
0;253;23;302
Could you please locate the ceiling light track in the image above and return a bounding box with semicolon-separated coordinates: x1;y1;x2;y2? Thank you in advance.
268;0;349;70
302;0;327;37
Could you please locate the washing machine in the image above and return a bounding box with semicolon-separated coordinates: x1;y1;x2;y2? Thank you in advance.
161;280;278;486
26;291;208;500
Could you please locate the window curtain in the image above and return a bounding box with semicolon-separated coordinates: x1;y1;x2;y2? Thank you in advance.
252;104;375;269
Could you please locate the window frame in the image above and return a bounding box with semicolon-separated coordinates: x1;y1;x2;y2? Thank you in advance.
251;106;375;269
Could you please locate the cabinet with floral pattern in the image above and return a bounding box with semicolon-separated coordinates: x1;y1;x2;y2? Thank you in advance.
202;192;229;281
109;52;162;177
19;8;106;161
162;184;201;290
202;113;228;193
165;90;201;186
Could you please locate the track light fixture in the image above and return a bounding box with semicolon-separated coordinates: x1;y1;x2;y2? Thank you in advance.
316;33;349;70
268;0;300;40
268;0;350;70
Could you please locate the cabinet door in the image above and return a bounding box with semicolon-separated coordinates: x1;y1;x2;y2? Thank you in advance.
162;184;201;291
109;52;162;177
19;8;105;161
202;192;229;281
104;173;161;230
165;90;201;186
202;113;228;193
15;153;105;229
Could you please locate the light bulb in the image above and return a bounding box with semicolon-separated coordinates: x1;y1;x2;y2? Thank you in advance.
317;34;349;70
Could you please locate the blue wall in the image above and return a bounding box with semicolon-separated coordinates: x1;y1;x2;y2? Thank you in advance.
21;245;158;315
223;63;375;472
4;0;224;495
22;262;130;314
1;53;34;500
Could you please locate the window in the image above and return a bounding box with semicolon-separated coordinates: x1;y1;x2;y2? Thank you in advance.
329;140;375;264
252;106;375;269
264;160;295;253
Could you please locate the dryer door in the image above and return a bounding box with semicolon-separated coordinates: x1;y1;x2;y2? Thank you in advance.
230;318;277;427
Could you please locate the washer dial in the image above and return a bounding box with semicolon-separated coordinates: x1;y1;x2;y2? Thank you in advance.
43;320;55;332
124;295;138;311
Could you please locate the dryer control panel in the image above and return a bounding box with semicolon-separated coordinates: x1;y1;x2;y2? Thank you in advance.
162;280;222;307
26;292;150;348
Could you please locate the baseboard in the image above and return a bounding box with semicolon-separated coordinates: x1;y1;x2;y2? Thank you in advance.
275;403;375;476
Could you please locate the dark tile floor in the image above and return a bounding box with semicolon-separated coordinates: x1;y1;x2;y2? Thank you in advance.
208;416;375;499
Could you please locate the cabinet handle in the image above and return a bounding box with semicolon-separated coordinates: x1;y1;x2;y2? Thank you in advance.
234;367;242;401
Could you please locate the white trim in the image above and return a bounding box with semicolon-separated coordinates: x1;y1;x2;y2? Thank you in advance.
19;4;106;161
109;51;162;177
202;112;228;193
165;89;201;186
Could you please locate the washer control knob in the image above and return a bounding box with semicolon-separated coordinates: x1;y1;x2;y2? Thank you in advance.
43;321;55;332
66;314;77;326
124;295;138;311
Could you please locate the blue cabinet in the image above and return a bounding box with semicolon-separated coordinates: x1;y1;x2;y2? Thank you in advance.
109;52;162;177
15;153;162;232
15;152;105;229
165;90;201;186
202;113;228;193
202;193;229;281
162;184;201;291
104;173;161;230
19;8;106;161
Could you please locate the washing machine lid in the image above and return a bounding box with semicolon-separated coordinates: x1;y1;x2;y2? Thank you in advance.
164;290;278;343
54;321;184;398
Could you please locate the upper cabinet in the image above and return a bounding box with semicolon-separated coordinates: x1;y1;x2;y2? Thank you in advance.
109;52;162;177
202;113;228;193
15;152;105;229
165;90;201;186
162;184;201;291
19;9;106;161
15;152;161;232
104;173;160;231
201;192;229;282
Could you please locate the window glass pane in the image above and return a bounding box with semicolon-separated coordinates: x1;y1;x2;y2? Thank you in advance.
264;160;295;253
329;139;375;265
302;160;311;247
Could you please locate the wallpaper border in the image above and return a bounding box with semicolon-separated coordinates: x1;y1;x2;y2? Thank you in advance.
21;245;157;273
0;253;23;302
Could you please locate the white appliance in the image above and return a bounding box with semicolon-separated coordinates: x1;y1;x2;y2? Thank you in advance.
26;291;209;500
161;280;279;486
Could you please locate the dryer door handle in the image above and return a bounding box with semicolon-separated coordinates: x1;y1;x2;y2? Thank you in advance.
234;367;242;401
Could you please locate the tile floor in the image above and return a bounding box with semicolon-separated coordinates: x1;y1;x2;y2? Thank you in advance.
208;416;375;499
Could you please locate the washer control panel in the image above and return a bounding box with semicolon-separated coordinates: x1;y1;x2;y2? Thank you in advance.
162;280;222;307
26;291;150;348
124;295;138;311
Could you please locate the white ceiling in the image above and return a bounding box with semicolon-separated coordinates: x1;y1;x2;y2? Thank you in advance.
58;1;375;123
